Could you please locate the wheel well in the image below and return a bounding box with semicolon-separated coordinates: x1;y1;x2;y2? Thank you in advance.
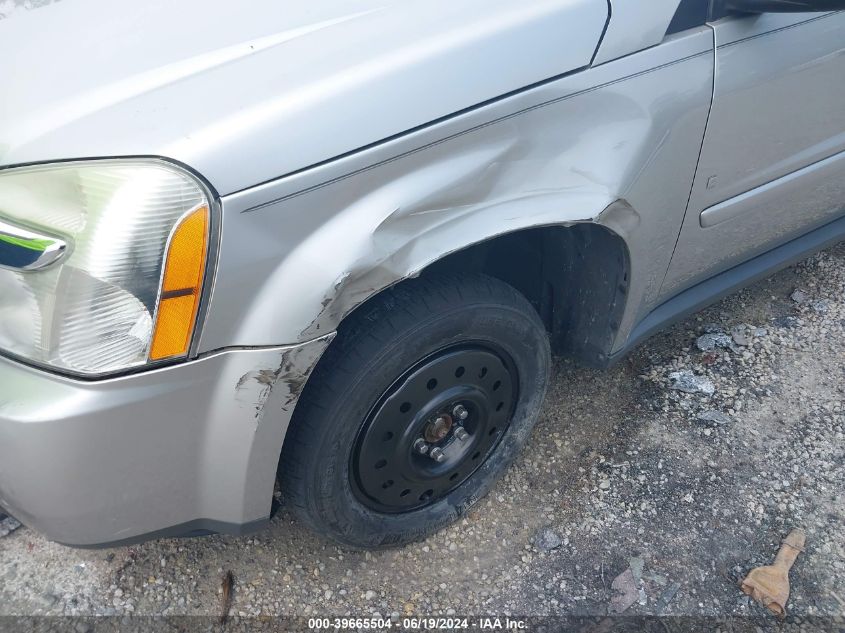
422;224;630;366
277;223;630;509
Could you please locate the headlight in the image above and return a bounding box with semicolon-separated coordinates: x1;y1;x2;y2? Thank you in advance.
0;160;212;376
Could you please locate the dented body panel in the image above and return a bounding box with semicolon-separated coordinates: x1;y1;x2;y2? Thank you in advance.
199;30;714;356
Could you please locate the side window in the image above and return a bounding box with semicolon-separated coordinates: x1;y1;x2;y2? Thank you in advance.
666;0;711;34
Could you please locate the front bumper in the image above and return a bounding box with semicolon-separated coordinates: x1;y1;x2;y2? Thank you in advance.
0;336;332;547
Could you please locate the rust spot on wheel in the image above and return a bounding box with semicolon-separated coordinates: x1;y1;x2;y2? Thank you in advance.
424;414;453;442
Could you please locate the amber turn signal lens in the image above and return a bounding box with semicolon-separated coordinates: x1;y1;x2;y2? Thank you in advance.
150;205;209;360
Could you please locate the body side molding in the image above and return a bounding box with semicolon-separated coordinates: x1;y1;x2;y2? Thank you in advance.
700;149;845;228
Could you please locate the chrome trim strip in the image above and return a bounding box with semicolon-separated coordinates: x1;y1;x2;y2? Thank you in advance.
0;218;68;272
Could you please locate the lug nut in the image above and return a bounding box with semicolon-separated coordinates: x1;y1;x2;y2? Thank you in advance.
429;447;447;463
454;427;469;442
413;438;429;455
452;404;469;421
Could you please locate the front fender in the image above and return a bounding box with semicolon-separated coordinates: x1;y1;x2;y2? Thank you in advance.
198;29;714;352
204;142;615;348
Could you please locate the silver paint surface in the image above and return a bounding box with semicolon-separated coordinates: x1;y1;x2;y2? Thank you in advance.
661;11;845;295
0;0;608;196
699;150;845;228
592;0;683;65
0;337;331;545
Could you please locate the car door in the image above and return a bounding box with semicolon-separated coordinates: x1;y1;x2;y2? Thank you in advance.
661;8;845;296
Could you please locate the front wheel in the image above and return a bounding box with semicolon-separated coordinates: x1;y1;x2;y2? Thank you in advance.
278;273;551;548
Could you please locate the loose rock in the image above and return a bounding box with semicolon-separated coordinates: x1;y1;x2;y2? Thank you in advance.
790;289;808;303
534;528;562;552
730;325;753;347
697;410;732;426
0;516;21;538
810;299;830;314
609;569;638;614
696;332;732;352
668;370;715;395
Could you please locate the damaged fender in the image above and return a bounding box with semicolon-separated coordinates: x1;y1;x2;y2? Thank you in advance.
198;27;714;358
235;333;334;429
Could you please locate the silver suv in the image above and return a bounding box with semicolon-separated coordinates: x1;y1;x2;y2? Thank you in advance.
1;0;843;548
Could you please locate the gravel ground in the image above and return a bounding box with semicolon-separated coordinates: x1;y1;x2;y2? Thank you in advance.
1;243;844;629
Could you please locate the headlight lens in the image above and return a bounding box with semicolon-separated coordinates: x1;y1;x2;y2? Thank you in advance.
0;160;211;376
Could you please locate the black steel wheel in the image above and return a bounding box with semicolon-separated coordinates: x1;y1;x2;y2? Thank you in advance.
279;273;551;548
351;345;517;513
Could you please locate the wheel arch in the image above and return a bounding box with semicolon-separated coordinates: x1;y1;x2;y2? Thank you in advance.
273;212;633;522
329;217;632;368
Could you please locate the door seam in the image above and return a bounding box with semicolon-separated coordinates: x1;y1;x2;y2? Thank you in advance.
655;22;718;300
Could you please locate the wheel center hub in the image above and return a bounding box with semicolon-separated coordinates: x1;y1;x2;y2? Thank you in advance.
424;414;453;443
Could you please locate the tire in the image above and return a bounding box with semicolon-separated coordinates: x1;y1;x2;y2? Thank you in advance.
278;273;551;548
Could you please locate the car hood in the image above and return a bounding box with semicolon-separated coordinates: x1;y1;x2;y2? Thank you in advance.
0;0;607;195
